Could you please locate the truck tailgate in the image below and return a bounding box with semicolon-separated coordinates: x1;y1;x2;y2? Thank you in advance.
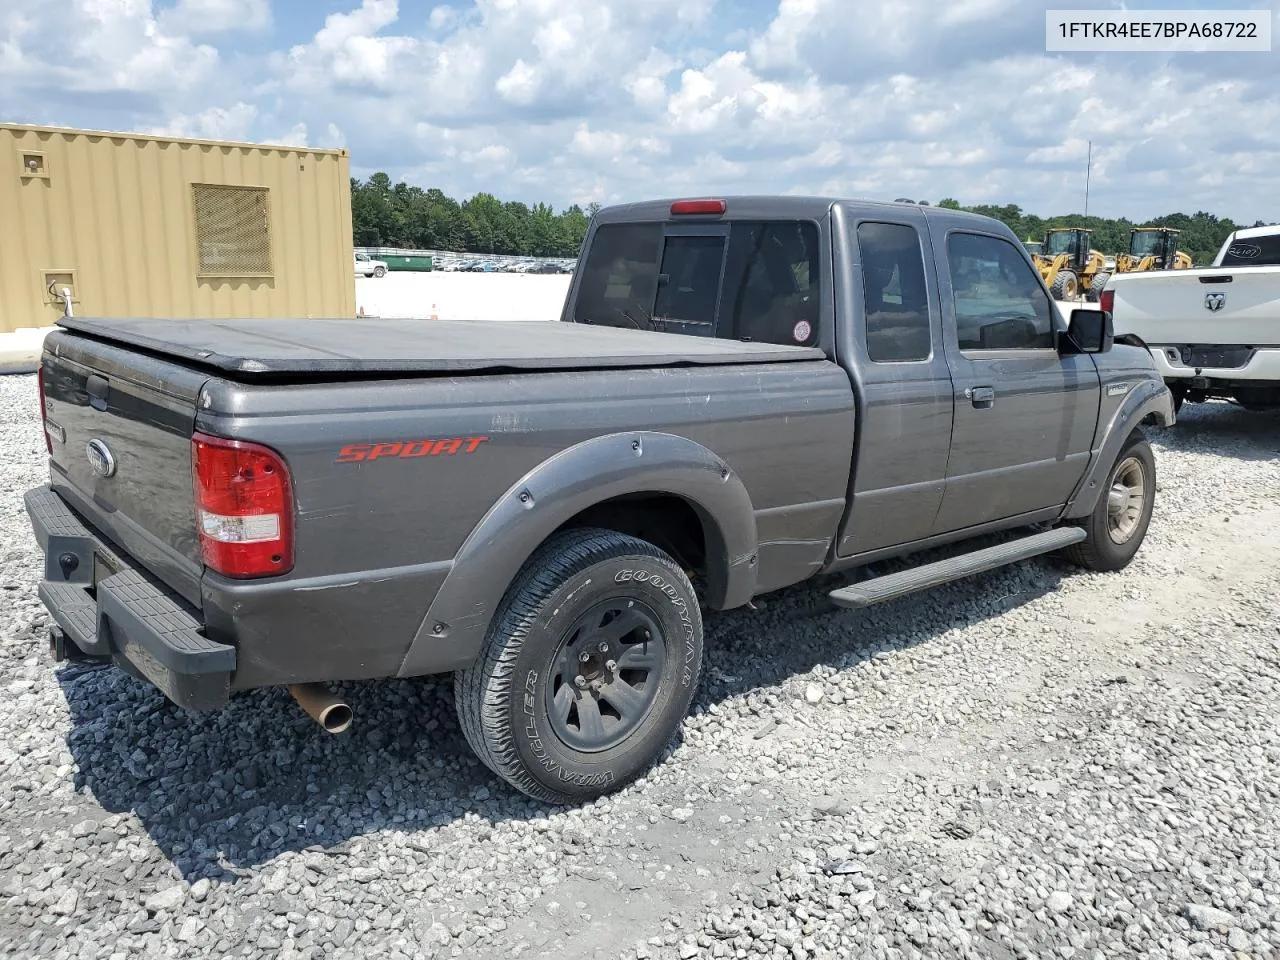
41;331;209;607
1110;266;1280;344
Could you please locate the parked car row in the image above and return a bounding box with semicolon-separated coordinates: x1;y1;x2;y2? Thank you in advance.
438;257;575;274
354;247;578;276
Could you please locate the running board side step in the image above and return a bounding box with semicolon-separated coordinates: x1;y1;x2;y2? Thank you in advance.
828;527;1086;609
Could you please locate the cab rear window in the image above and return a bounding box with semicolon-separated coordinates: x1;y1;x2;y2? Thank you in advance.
571;224;662;331
1219;234;1280;266
572;220;820;347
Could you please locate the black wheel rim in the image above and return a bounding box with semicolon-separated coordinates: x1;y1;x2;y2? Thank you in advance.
545;599;667;753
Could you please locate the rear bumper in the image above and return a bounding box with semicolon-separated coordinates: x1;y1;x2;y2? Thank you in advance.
25;485;235;710
1147;344;1280;384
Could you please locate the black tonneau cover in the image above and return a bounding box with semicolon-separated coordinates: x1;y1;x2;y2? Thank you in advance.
56;317;824;378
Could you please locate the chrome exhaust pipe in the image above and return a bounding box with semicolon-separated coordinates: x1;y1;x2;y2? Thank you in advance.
289;683;353;734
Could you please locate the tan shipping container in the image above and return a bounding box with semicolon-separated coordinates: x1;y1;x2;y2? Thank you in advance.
0;123;356;334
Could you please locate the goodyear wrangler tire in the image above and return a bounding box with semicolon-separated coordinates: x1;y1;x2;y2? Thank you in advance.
454;528;704;804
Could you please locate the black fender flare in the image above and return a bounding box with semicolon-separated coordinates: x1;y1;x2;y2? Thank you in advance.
397;431;758;677
1063;378;1175;519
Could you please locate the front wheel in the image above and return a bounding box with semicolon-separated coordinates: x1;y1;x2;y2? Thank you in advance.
373;266;386;278
1051;270;1078;301
1086;271;1110;302
1063;432;1156;572
455;528;704;804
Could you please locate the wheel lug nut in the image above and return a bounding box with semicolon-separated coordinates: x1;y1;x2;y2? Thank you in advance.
574;675;586;688
579;652;590;663
606;660;617;672
597;641;609;653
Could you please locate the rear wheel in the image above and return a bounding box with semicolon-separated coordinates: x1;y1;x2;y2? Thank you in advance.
455;528;704;804
1051;270;1078;301
1063;432;1155;572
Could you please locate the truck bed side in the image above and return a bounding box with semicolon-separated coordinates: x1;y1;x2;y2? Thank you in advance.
196;359;856;688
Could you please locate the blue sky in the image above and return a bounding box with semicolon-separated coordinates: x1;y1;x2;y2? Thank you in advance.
2;0;1278;222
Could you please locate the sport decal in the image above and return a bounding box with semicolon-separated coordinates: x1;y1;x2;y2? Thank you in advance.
336;436;489;463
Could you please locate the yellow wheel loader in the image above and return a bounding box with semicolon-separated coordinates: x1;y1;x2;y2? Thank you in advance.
1115;227;1193;274
1032;228;1108;301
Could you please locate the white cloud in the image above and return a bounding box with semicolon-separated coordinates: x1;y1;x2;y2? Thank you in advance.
155;101;258;140
275;122;309;146
625;49;680;111
0;0;220;102
0;0;1278;224
495;58;539;104
322;122;347;148
159;0;271;35
460;144;513;166
569;123;668;162
285;0;414;89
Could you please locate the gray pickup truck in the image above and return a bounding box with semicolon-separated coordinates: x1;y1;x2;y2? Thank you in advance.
27;196;1174;803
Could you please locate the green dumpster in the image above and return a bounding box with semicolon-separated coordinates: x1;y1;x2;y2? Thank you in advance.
385;254;433;272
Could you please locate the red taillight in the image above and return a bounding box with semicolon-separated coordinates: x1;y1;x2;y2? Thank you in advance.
1099;289;1114;314
670;199;726;216
191;432;294;579
37;364;52;455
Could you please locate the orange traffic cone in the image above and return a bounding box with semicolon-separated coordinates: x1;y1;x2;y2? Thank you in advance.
430;303;438;320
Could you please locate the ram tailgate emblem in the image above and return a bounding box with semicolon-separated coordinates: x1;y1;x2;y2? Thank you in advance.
1204;292;1226;312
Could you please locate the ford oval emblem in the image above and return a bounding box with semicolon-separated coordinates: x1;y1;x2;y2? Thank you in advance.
86;439;117;478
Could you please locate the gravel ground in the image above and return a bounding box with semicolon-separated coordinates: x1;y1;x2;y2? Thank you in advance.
1;371;1278;960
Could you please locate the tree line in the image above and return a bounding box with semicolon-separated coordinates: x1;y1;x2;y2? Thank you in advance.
351;173;1268;265
351;173;594;257
930;198;1269;266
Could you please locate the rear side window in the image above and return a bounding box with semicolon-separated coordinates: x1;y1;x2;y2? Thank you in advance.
1220;233;1280;266
571;223;662;329
857;222;931;362
725;221;820;346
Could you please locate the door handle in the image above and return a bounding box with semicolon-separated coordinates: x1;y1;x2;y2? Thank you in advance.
966;385;995;408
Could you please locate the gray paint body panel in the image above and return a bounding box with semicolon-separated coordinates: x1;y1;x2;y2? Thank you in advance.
41;332;208;607
196;359;853;682
27;196;1172;697
829;202;955;555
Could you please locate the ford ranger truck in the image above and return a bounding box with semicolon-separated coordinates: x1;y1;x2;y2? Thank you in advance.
27;196;1174;804
1103;233;1280;413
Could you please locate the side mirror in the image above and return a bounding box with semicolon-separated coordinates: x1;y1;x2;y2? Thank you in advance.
1062;308;1113;354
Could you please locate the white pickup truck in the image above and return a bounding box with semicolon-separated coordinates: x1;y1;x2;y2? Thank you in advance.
1104;224;1280;413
